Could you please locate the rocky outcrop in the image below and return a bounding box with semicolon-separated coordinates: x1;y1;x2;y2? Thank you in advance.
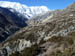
0;39;32;56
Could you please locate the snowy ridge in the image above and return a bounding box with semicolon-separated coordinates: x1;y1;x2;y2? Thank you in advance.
0;1;49;19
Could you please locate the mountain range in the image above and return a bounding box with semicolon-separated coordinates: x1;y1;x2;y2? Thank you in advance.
0;1;49;19
0;1;50;42
0;1;75;56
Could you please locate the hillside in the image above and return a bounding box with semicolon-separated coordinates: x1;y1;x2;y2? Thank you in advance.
0;2;75;56
0;7;27;42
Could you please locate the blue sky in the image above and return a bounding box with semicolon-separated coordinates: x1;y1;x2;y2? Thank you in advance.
0;0;75;10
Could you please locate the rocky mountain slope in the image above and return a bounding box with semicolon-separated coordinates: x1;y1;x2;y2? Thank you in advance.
0;1;49;19
0;2;75;56
27;11;53;26
0;1;50;43
0;7;27;42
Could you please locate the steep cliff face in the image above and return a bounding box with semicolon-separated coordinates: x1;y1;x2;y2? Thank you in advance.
0;7;27;42
0;2;75;56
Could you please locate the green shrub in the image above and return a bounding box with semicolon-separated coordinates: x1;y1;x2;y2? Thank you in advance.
21;44;41;56
66;37;74;45
9;51;22;56
9;44;41;56
47;36;63;43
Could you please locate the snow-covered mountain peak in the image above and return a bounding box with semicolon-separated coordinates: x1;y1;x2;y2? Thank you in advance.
29;6;49;14
0;1;27;9
0;1;49;19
